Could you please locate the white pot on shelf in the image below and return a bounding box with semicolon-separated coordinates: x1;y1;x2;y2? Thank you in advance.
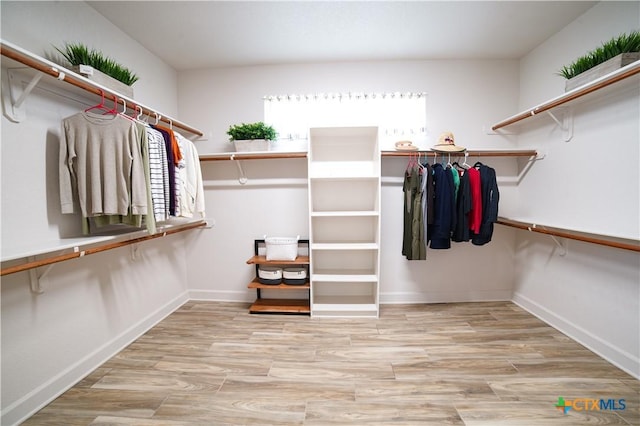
233;139;270;152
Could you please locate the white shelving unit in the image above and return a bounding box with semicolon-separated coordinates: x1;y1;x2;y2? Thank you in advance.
308;126;381;318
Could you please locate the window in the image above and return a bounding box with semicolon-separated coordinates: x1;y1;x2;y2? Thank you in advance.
264;92;427;141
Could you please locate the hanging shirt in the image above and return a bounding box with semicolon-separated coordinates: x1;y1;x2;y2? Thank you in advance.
467;166;482;234
60;111;147;223
402;166;420;259
451;166;460;200
452;169;471;242
411;170;426;260
174;132;206;218
429;163;456;249
471;164;499;246
153;126;177;216
145;125;170;223
420;162;434;251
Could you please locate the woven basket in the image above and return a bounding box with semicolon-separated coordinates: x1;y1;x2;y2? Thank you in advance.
265;236;299;261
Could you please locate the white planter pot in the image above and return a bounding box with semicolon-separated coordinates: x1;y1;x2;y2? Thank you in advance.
233;139;270;152
565;53;640;92
72;65;134;98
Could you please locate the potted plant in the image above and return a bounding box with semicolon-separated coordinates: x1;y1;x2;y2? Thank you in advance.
227;122;278;152
53;42;139;97
559;31;640;91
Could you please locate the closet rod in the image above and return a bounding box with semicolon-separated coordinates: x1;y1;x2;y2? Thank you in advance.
200;152;307;161
0;221;207;277
382;150;538;158
496;218;640;253
0;40;204;137
492;60;640;130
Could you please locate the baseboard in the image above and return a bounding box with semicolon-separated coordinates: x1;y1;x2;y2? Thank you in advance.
1;291;190;426
380;289;512;304
512;291;640;380
188;289;513;305
188;289;253;302
188;289;512;306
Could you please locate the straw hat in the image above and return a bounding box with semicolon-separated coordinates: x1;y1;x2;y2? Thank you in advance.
432;131;465;153
394;140;419;151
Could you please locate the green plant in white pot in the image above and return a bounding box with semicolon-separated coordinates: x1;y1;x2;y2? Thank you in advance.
559;31;640;91
53;42;138;97
227;122;278;152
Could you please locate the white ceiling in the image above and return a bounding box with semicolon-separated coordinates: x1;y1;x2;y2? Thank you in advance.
88;1;597;71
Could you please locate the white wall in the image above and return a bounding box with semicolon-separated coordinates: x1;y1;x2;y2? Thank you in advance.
0;2;192;425
179;59;521;304
512;1;640;378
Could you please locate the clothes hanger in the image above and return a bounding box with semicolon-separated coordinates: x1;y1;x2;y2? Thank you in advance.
84;89;108;113
406;151;417;172
462;151;470;168
117;98;137;121
102;95;120;115
129;103;141;120
415;152;425;174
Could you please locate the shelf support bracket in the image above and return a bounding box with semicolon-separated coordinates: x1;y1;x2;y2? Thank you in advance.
2;69;43;123
27;256;55;294
546;109;573;142
528;224;567;256
230;154;248;184
549;235;568;256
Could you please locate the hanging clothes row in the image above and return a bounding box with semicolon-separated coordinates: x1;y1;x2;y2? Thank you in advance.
59;93;205;235
402;152;499;260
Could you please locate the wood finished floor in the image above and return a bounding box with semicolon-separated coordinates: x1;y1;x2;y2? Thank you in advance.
22;301;639;425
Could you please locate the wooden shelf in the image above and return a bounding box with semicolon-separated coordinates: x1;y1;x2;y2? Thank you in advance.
246;255;309;265
248;298;310;314
247;240;310;315
491;60;640;131
248;279;310;290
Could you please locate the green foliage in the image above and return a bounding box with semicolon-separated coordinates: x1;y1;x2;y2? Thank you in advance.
559;31;640;79
54;42;139;86
227;122;278;141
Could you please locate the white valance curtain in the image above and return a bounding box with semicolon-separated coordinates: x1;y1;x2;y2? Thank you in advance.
264;92;427;140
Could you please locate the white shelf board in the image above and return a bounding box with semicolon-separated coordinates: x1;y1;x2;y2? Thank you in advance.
308;162;379;179
312;273;378;282
1;235;118;263
1;219;205;263
310;211;379;217
312;296;377;310
491;60;640;130
199;150;307;160
311;242;378;250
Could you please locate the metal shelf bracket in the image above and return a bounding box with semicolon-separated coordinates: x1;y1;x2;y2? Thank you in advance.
28;256;56;294
546;108;573;142
230;154;248;184
527;224;567;256
2;68;43;123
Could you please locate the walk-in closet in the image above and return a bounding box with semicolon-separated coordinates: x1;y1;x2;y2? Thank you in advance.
1;2;638;425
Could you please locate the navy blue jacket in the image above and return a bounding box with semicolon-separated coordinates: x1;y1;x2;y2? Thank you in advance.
429;164;456;249
471;163;499;245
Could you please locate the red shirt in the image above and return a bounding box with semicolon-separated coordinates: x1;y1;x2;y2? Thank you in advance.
467;167;482;234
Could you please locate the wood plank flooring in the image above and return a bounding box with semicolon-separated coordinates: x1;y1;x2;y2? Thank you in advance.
22;301;639;425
